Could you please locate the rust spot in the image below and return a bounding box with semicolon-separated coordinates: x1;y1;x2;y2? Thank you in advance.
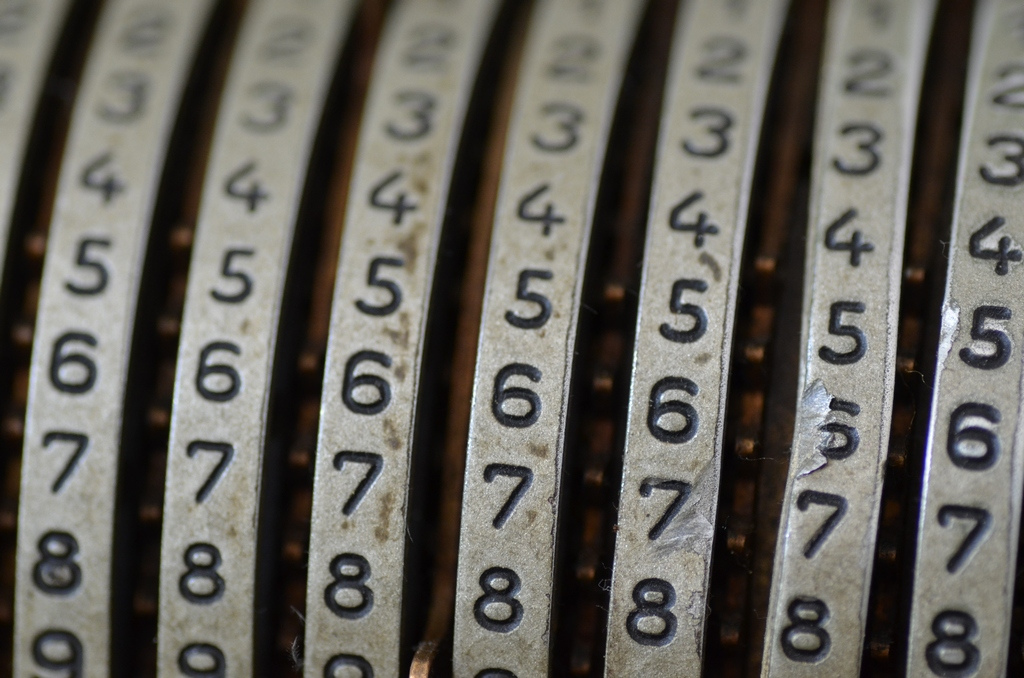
375;491;395;543
694;352;712;365
528;442;549;459
382;418;402;451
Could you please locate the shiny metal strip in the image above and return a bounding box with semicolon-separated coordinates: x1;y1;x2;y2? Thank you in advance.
303;1;501;676
451;1;646;675
14;1;217;675
907;1;1024;675
0;0;71;304
603;0;786;673
156;1;357;675
762;1;936;675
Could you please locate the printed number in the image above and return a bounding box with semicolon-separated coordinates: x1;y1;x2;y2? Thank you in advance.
258;17;313;61
980;134;1024;186
97;72;148;123
947;403;1000;471
179;543;225;604
517;183;566;236
991;63;1024;109
660;279;707;343
179;643;226;677
682;107;732;158
832;123;883;176
210;248;255;303
968;216;1022;275
937;505;991;574
119;8;171;53
668;191;719;247
796;490;847;558
474;567;523;633
475;671;516;678
334;452;384;515
356;257;404;316
402;23;456;70
386;90;435;141
824;208;874;266
626;578;677;647
224;161;268;212
195;342;242;402
959;305;1011;370
505;269;552;329
43;431;88;493
33;531;80;594
647;377;699;443
369;171;418;225
65;237;112;295
925;611;980;677
50;332;98;394
492;363;542;428
325;654;374;678
639;479;690;540
80;152;125;204
819;301;866;365
325;553;373;619
546;34;600;82
780;597;831;662
697;36;746;83
532;102;584;152
342;351;392;415
240;81;292;133
33;630;82;677
186;441;234;503
483;464;533;528
818;397;860;460
843;49;892;96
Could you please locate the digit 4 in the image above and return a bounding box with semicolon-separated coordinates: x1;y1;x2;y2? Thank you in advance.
969;216;1022;275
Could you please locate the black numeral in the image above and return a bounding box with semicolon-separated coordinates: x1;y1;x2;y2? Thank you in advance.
240;81;292;133
50;331;98;394
325;654;373;678
668;191;719;247
796;490;847;558
505;269;552;329
195;341;242;402
179;643;226;677
818;397;860;460
546;34;600;82
696;36;746;83
224;161;268;212
843;49;892;96
356;256;404;316
474;567;523;633
991;63;1024;109
33;531;80;594
385;89;435;141
639;478;690;540
483;464;533;528
80;152;124;204
402;23;456;71
626;578;677;646
492;363;542;428
780;597;831;662
937;505;991;574
65;237;112;295
369;171;417;225
819;301;866;365
180;543;224;604
925;610;980;677
186;441;234;503
947;402;1000;471
210;248;255;304
334;451;384;515
980;133;1024;186
325;553;373;619
43;431;88;493
531;102;584;153
968;216;1022;275
647;377;699;444
824;208;874;266
33;630;82;677
98;72;148;123
342;351;392;415
832;123;883;176
517;183;565;236
660;278;708;343
682;107;733;158
959;305;1011;369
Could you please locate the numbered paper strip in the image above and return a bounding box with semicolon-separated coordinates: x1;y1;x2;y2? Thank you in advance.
761;1;936;675
303;0;501;676
603;0;786;673
451;1;646;675
14;1;217;675
156;1;357;675
907;1;1024;675
0;1;72;303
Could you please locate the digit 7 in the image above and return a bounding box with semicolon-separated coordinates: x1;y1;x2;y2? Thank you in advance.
483;464;533;528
